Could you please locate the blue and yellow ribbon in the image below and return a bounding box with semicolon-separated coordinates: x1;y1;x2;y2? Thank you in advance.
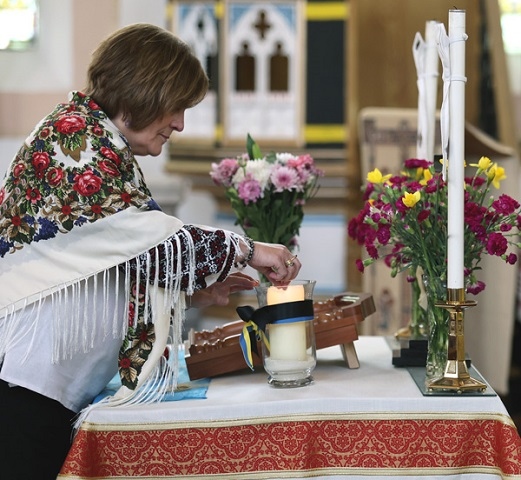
236;300;314;370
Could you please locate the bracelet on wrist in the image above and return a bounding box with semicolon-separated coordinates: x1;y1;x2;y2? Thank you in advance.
236;236;255;268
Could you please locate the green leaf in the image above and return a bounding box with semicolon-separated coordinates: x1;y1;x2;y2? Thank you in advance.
246;133;262;159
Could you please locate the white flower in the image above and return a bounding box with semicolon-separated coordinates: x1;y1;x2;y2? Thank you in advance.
275;153;297;164
233;158;272;191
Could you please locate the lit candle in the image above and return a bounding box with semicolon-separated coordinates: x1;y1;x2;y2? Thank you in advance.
266;284;307;361
447;9;466;289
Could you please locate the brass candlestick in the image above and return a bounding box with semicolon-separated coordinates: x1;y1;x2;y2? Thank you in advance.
428;287;486;392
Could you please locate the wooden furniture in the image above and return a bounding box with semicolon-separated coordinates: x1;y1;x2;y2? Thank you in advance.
185;292;375;380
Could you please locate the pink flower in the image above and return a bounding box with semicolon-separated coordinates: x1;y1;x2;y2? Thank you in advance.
237;176;262;204
210;158;239;187
271;165;299;192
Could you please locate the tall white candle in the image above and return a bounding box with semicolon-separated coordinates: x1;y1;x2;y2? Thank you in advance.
413;21;440;163
447;9;466;289
267;284;307;361
424;20;440;163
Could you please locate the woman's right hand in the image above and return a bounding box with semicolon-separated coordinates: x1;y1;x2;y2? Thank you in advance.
247;241;302;285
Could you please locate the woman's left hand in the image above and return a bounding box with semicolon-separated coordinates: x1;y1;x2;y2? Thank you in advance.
187;273;259;309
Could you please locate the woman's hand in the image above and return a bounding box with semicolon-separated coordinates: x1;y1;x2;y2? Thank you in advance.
248;242;302;285
187;272;259;309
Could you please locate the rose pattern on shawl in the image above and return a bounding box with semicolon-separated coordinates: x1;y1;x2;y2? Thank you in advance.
0;91;153;257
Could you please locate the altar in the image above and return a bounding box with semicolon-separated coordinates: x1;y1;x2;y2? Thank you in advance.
59;336;521;479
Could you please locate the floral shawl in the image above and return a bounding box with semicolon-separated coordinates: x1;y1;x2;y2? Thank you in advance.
0;92;239;414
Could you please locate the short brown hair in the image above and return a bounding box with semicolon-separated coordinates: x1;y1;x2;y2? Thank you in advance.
85;23;209;131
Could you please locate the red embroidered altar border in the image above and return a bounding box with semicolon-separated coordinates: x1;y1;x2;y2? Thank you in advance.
60;416;521;478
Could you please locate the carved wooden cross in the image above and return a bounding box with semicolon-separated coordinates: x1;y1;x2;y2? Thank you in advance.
253;10;271;40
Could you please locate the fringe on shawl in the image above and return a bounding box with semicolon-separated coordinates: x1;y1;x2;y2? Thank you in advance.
0;226;247;431
71;229;246;430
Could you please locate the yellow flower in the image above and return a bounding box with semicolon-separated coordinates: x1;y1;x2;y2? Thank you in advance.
367;168;392;184
487;163;507;189
420;169;432;186
402;190;421;208
470;155;492;172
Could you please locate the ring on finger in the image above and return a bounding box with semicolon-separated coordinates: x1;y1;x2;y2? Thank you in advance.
285;255;297;268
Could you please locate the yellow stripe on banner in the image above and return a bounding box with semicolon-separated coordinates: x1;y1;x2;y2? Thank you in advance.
306;2;349;20
304;124;347;143
214;1;224;19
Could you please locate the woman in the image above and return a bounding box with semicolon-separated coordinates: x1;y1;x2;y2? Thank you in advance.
0;24;301;479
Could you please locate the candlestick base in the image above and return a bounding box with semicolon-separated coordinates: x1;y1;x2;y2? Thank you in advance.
428;287;486;393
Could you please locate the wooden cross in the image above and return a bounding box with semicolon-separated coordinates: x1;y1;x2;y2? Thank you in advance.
253;10;271;40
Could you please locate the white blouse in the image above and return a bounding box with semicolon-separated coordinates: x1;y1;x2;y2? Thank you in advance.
0;268;127;413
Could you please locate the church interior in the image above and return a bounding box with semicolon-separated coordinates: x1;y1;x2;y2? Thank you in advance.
2;0;521;432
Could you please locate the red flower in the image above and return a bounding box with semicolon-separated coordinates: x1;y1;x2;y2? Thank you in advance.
119;357;131;369
100;147;121;165
90;204;102;214
55;114;86;135
91;125;104;137
121;192;132;203
72;169;102;196
98;160;120;177
26;187;41;203
39;127;52;139
13;163;25;178
46;167;64;186
32;151;50;173
61;205;72;215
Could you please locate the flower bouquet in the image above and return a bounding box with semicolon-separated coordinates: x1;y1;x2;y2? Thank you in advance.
348;156;521;377
210;134;323;254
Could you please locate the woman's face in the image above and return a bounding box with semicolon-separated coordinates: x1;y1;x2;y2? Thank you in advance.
113;111;185;157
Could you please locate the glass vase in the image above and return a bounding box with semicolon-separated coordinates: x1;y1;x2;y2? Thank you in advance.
422;275;449;381
255;280;316;388
409;277;428;338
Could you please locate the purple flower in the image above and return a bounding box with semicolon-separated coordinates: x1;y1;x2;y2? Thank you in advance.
486;232;508;256
507;253;518;265
492;194;520;215
237;176;262;204
467;281;485;295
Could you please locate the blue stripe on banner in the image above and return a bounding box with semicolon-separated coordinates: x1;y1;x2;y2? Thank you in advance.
272;315;314;324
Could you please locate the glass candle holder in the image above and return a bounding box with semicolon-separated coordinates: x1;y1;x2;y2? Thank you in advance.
255;280;316;388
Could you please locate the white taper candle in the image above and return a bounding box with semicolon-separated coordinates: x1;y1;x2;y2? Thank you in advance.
447;9;467;289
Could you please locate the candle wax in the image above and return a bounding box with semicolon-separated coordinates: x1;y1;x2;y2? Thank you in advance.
266;285;307;361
